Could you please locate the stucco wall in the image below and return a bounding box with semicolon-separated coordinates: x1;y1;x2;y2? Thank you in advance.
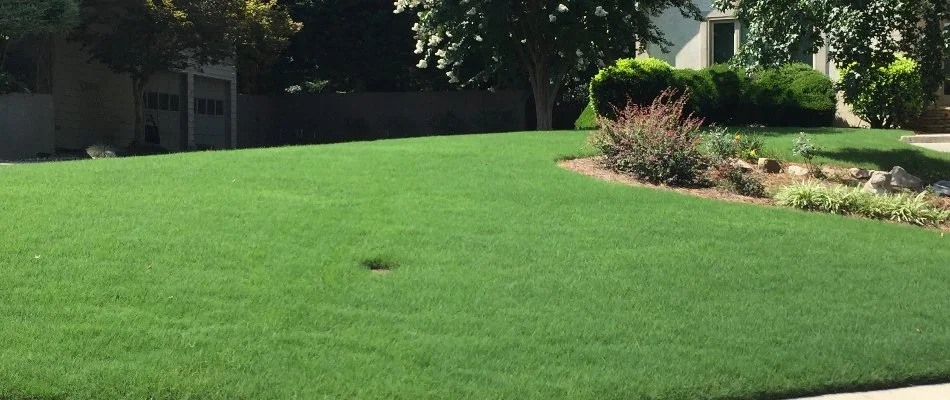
0;94;56;160
52;38;136;149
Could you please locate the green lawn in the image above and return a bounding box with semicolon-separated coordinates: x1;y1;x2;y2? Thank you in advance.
751;127;950;183
1;129;949;400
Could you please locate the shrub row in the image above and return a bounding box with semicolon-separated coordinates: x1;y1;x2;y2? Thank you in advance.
775;181;950;227
582;58;836;128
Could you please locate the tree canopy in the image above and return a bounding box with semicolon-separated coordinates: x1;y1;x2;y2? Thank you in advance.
712;0;949;109
394;0;702;130
0;0;79;40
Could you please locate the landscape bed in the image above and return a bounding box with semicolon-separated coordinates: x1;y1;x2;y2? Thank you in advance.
1;129;949;400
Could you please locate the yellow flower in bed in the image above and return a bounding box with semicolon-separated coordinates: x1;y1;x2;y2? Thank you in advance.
735;135;742;141
750;149;757;157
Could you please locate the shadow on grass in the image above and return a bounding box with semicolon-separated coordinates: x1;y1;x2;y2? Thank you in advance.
723;374;950;400
818;147;950;183
737;127;858;137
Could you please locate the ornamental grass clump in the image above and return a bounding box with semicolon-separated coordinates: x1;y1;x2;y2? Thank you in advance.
775;181;949;227
589;88;709;186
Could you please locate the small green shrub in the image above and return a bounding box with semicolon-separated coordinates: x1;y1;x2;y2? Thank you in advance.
589;58;675;119
672;68;717;119
705;64;748;124
840;56;925;129
702;127;762;162
589;88;709;186
716;163;767;197
775;181;950;227
574;101;598;130
748;63;835;127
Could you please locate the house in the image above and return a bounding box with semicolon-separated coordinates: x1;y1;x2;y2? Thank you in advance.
0;35;237;160
640;0;950;128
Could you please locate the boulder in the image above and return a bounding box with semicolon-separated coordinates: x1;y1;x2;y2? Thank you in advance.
889;166;922;191
863;171;892;195
757;158;781;173
787;165;810;176
730;159;755;172
934;181;950;197
849;168;870;180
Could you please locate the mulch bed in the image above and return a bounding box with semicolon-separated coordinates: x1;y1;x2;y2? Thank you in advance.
559;156;950;231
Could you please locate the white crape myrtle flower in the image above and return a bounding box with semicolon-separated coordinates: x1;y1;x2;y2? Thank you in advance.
411;22;420;32
520;38;527;43
414;40;424;54
474;35;483;42
594;6;608;17
466;8;477;15
417;59;429;68
557;4;569;12
428;34;442;45
549;14;556;22
435;49;447;57
576;49;584;57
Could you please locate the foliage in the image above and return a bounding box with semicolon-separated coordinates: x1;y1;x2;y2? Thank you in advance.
716;163;768;197
589;58;675;120
0;0;79;81
791;132;818;161
672;68;717;120
589;88;709;186
712;0;949;113
234;0;303;94
588;60;833;127
574;101;598;130
394;0;703;130
0;0;79;40
840;56;926;129
775;181;949;227
73;0;299;142
702;127;762;162
0;71;27;94
747;63;835;127
268;0;454;95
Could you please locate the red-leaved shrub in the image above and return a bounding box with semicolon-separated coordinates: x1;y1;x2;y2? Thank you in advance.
589;88;709;186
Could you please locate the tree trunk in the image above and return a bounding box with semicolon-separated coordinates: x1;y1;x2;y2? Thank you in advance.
527;65;560;131
132;76;149;144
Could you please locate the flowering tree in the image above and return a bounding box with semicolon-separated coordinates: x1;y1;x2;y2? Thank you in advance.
394;0;702;130
712;0;949;110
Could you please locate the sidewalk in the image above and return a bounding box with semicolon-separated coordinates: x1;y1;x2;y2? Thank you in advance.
791;383;950;399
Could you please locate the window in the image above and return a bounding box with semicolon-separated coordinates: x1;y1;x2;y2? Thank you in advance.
790;36;815;67
712;20;815;67
215;100;224;116
712;21;736;64
143;91;181;112
147;92;159;110
196;98;207;114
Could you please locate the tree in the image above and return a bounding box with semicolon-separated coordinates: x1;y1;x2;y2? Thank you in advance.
394;0;703;130
261;0;456;94
74;0;299;143
0;0;79;69
711;0;949;123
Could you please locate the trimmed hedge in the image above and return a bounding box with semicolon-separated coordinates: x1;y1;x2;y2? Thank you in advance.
589;58;675;120
583;58;836;128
